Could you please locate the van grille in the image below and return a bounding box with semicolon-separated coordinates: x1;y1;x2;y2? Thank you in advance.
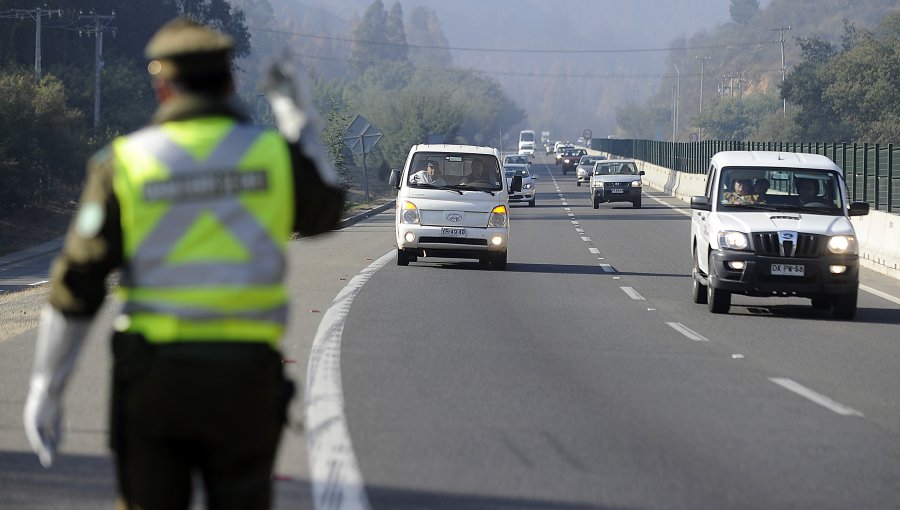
419;237;487;246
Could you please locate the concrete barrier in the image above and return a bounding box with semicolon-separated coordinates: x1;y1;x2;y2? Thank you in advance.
587;148;900;280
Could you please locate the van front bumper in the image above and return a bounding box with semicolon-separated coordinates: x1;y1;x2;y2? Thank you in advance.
398;225;508;257
708;250;859;297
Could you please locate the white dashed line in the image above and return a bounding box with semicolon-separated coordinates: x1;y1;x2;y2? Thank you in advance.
589;248;600;254
769;378;865;417
575;228;584;233
666;322;709;342
620;286;646;300
28;280;49;286
581;236;591;242
859;284;900;306
600;263;616;273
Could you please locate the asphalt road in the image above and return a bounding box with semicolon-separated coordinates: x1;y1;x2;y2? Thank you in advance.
1;154;900;509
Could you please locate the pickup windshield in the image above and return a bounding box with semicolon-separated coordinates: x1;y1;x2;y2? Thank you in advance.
718;167;843;214
408;152;503;191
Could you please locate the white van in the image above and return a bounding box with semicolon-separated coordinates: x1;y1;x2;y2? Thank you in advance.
518;130;535;157
388;144;522;269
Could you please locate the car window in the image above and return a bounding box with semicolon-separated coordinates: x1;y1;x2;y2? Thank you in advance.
718;167;843;213
408;152;502;190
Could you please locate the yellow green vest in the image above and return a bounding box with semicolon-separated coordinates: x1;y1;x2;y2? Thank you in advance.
111;118;294;346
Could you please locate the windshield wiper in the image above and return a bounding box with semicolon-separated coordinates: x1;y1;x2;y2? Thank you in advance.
448;184;497;195
774;204;840;214
721;203;779;211
431;185;463;195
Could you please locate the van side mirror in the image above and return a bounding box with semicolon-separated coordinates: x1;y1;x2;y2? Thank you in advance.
639;170;646;176
510;175;523;193
388;169;401;188
848;201;869;216
691;196;711;211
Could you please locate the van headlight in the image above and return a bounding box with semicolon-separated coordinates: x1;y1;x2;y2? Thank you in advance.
718;231;750;251
827;235;857;254
488;205;508;227
401;201;420;224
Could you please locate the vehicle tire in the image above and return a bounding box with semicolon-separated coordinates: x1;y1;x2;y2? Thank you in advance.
397;248;409;266
632;198;642;209
528;197;535;207
492;251;508;270
832;291;857;320
576;181;581;187
593;198;599;210
811;297;831;310
707;253;731;313
692;249;707;304
562;169;567;175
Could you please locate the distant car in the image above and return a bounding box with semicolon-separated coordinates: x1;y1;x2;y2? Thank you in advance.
505;164;536;207
576;155;607;186
545;143;555;155
504;154;531;169
554;142;574;163
590;159;644;209
559;148;586;175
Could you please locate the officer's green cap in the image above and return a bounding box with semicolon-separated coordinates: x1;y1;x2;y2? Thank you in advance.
144;17;234;79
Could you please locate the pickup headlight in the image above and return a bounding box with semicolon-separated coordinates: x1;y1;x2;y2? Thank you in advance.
631;180;642;187
827;235;857;254
401;201;420;224
488;205;508;227
718;231;750;251
592;180;604;188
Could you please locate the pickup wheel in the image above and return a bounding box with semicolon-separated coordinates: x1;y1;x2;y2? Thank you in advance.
811;297;832;310
528;197;536;207
691;249;707;304
832;292;857;320
593;198;600;209
397;248;410;266
707;253;731;313
632;198;642;209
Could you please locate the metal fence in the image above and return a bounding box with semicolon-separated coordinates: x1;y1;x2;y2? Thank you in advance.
591;139;900;213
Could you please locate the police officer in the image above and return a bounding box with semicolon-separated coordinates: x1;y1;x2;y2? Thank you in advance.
23;17;344;510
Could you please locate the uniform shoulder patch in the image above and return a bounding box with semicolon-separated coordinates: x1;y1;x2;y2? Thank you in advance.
74;201;105;239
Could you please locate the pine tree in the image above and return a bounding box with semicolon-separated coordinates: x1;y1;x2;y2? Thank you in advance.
729;0;760;26
385;2;408;62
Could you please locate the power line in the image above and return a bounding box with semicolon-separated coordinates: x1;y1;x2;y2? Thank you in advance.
0;8;62;82
247;25;779;55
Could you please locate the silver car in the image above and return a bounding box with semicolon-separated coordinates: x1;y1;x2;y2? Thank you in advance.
576;155;607;186
590;160;644;209
505;164;536;206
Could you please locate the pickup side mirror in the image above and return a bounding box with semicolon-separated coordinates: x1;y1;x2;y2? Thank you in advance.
388;168;401;189
639;170;646;176
510;175;523;193
848;201;870;217
691;196;711;211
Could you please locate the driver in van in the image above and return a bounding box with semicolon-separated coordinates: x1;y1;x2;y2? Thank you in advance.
463;159;491;184
410;160;446;186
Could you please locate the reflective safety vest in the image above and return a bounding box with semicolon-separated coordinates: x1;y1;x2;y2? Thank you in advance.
111;118;294;346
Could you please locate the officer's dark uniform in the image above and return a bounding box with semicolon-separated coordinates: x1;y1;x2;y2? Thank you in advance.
47;18;342;510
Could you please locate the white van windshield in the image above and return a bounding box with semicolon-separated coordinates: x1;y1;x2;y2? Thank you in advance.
520;131;535;142
408;152;503;191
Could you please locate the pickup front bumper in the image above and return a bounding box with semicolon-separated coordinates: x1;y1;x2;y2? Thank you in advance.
708;250;859;297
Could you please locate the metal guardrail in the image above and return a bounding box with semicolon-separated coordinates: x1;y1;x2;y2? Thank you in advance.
592;139;899;213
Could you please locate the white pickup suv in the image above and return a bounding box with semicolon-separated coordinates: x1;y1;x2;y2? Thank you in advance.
690;151;870;319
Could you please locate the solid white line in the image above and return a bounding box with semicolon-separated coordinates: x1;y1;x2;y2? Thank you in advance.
589;248;600;254
620;286;646;300
600;263;616;273
305;251;394;510
859;284;900;306
769;378;865;417
665;322;709;342
581;236;591;242
648;193;692;217
28;280;49;286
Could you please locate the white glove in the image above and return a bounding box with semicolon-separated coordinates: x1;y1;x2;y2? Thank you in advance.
264;54;340;187
23;306;89;467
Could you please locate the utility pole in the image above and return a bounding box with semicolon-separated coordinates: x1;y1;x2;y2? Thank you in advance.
772;25;792;115
0;8;62;83
78;12;116;130
696;56;710;142
672;63;681;142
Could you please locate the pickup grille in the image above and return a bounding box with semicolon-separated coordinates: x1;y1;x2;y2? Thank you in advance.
752;232;823;258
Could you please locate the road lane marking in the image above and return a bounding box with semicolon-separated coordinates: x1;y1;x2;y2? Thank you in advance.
620;286;646;300
581;236;591;242
666;322;709;342
28;280;49;286
305;251;394;510
859;284;900;306
589;248;600;254
647;193;692;217
600;263;616;273
769;378;865;417
575;228;584;233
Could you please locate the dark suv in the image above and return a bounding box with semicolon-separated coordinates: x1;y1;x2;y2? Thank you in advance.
559;148;586;175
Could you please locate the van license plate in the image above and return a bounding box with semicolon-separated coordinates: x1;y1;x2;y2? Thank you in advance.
441;227;467;238
771;263;804;276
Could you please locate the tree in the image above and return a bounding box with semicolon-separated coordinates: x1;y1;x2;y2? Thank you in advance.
729;0;760;26
385;2;408;62
349;0;390;75
405;6;452;68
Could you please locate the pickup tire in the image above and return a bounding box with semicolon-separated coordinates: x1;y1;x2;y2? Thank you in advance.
593;198;600;209
692;249;708;304
707;253;731;313
528;197;535;207
832;291;857;320
397;248;410;266
576;181;581;187
632;198;641;209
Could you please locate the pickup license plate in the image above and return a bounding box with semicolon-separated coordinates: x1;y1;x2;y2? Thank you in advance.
771;263;804;276
610;189;624;194
441;227;467;238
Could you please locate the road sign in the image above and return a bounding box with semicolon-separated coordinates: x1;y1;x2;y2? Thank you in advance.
342;114;383;203
582;129;593;141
